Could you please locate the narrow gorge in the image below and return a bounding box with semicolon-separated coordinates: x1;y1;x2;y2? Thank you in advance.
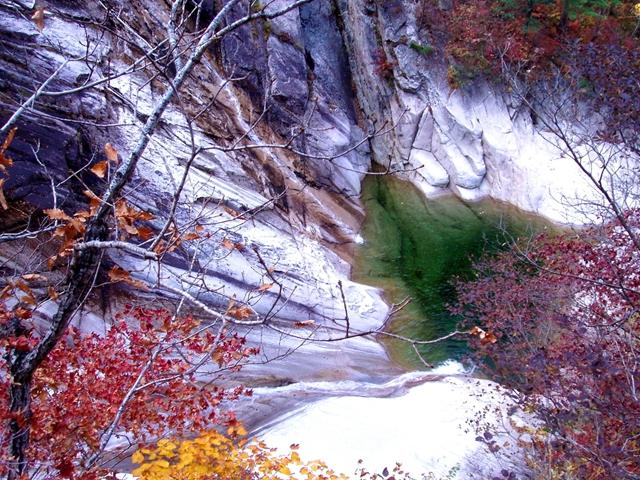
0;0;635;478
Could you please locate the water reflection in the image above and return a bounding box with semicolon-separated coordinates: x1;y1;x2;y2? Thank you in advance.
353;175;550;368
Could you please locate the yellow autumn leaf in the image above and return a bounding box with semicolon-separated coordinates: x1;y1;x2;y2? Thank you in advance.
131;450;145;464
279;464;292;475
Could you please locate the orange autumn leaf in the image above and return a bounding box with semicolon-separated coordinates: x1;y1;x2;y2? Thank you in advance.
44;208;72;221
256;282;274;292
226;423;247;437
221;238;234;249
90;161;108;179
31;6;46;32
227;305;253;320
107;266;148;290
104;143;119;163
0;178;8;210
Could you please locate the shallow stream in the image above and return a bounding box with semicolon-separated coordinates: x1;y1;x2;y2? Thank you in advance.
259;176;551;478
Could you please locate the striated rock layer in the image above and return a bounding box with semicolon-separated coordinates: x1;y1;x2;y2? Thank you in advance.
0;0;394;384
337;0;599;224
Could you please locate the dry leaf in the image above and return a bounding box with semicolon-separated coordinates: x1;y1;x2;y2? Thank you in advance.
121;223;139;236
256;282;274;292
0;179;8;210
83;189;101;212
108;266;148;290
104;143;119;163
74;210;91;219
0;127;16;173
480;332;498;345
136;226;155;241
90;161;108;179
221;238;234;249
1;127;16;153
469;326;485;336
22;292;38;306
22;273;47;282
44;208;71;221
182;232;199;241
152;240;166;254
31;6;46;32
47;255;59;270
15;280;32;295
48;286;59;300
108;266;131;282
294;319;315;327
227;305;253;320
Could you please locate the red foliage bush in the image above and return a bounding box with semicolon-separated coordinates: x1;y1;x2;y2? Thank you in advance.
0;304;256;478
454;211;640;478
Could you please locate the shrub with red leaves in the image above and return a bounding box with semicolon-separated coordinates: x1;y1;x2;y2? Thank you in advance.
455;210;640;478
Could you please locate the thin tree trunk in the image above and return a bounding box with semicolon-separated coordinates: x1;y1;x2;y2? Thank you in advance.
7;374;33;480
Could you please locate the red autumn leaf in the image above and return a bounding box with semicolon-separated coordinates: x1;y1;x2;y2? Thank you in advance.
12;336;32;352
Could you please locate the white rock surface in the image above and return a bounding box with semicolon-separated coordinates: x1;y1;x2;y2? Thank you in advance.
260;365;527;479
410;148;449;187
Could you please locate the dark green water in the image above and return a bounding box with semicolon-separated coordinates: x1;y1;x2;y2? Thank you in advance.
353;175;551;369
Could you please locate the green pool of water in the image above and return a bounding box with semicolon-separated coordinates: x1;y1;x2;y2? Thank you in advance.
353;175;551;369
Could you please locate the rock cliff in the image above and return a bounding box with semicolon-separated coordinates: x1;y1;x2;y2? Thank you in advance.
0;0;600;384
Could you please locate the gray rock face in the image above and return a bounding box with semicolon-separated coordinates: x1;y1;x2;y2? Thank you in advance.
0;0;600;390
335;0;599;221
0;0;391;385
